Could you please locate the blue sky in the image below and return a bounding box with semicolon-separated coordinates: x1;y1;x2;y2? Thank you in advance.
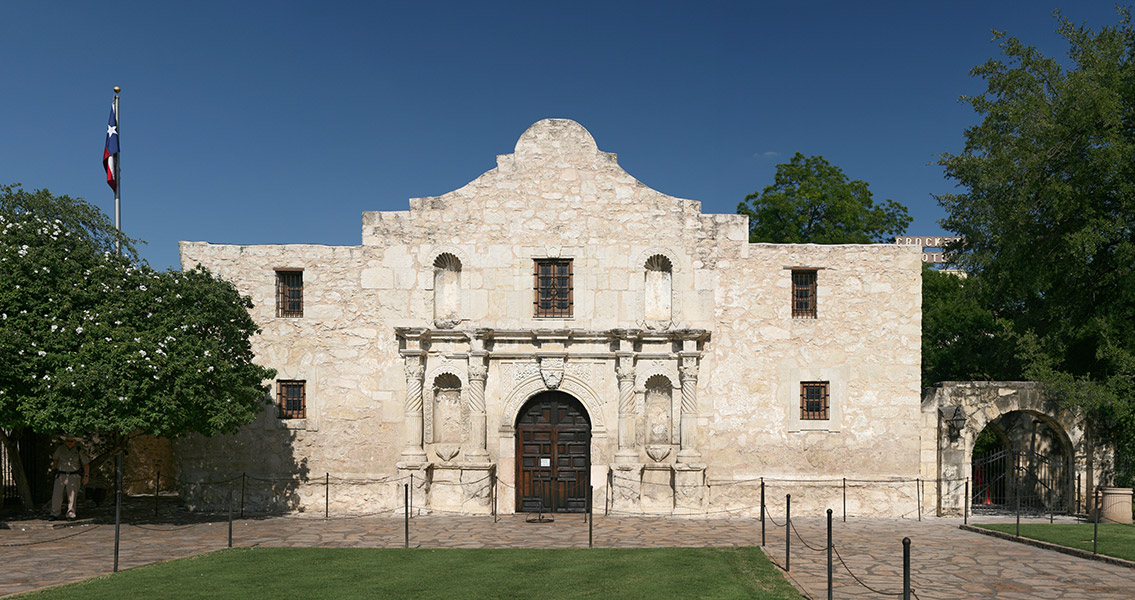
3;1;1126;269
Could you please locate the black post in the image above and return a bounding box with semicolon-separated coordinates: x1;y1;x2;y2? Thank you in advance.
228;487;233;548
842;477;847;522
1076;474;1081;515
114;453;121;573
154;470;160;516
827;508;833;600
917;478;922;522
760;478;765;547
410;473;414;518
1093;488;1099;554
1049;483;1054;524
492;471;498;524
240;472;246;519
588;484;594;548
1015;485;1021;537
964;478;969;525
404;483;410;548
902;537;911;600
785;493;791;572
325;472;329;519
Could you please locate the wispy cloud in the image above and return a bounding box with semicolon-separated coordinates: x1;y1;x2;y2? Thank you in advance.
753;151;780;158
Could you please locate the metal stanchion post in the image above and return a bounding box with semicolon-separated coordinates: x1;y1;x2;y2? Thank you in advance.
1049;484;1054;524
228;487;233;548
240;472;246;519
325;473;329;519
410;473;414;518
492;472;498;524
404;483;410;548
827;508;833;600
902;537;911;600
843;477;847;522
154;470;160;516
114;453;121;573
1015;485;1021;537
917;478;922;522
588;484;594;548
785;494;791;572
760;478;765;547
1093;489;1099;554
964;478;969;525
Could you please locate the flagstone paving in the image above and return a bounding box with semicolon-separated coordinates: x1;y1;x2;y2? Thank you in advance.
3;507;1134;598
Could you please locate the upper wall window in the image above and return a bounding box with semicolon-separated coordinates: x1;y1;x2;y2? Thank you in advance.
534;259;573;318
433;253;462;328
276;270;303;318
791;269;817;318
644;254;673;322
800;381;829;420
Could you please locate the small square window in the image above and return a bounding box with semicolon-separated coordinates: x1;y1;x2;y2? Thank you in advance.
534;259;573;318
276;270;303;318
800;381;829;420
792;269;817;318
278;380;306;419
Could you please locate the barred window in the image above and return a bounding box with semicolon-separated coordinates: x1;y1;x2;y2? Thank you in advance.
534;259;573;318
800;381;829;420
277;381;306;419
791;269;817;318
276;270;303;318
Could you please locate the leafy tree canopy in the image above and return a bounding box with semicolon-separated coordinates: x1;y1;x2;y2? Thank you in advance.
738;152;912;243
936;10;1135;435
0;184;275;508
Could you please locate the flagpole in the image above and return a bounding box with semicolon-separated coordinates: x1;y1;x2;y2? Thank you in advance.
113;86;121;256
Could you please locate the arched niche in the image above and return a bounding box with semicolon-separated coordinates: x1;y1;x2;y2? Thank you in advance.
644;254;673;323
433;253;461;328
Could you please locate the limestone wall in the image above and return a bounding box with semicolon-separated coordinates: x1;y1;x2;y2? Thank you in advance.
176;119;924;517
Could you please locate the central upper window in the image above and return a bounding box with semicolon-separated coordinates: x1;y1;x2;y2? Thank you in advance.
534;259;573;318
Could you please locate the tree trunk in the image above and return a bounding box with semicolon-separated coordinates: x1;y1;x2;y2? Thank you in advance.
0;427;35;510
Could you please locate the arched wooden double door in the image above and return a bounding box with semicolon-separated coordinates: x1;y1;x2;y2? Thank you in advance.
515;391;591;513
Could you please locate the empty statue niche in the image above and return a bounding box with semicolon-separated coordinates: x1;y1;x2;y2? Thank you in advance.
644;374;674;462
433;253;461;328
644;254;672;323
432;373;463;462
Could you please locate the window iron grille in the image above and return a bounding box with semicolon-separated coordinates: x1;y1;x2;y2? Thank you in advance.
276;271;303;318
800;381;829;420
791;269;817;318
278;380;306;419
534;259;573;318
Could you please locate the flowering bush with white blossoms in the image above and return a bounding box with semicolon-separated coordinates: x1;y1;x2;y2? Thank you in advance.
0;184;275;509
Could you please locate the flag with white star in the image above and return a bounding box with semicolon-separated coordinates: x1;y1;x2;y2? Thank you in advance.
103;106;119;191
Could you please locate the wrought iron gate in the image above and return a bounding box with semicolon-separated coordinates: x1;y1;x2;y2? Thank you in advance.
971;449;1070;513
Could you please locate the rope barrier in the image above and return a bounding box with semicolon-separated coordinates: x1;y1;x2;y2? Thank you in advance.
831;544;905;597
127;521;216;532
788;519;829;552
0;525;104;547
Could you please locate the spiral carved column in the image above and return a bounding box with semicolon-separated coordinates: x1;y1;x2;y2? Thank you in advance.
677;363;701;462
466;360;489;462
615;361;638;463
400;358;428;464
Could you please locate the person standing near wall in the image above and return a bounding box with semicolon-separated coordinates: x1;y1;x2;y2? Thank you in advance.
49;435;90;521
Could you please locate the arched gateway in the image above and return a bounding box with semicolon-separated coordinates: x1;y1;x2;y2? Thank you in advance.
515;391;591;513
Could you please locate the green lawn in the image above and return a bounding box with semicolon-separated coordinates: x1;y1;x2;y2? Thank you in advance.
976;523;1135;562
15;547;802;600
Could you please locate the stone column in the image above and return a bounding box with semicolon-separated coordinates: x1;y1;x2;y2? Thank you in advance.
399;355;428;465
677;361;701;463
465;357;490;464
615;354;638;464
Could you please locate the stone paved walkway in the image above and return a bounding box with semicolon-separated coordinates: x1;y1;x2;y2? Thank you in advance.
3;510;1135;598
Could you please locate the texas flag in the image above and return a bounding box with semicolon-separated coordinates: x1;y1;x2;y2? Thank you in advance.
103;106;119;191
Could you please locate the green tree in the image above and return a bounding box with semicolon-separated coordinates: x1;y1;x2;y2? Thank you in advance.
0;185;275;509
738;152;912;243
936;11;1135;444
921;267;1021;387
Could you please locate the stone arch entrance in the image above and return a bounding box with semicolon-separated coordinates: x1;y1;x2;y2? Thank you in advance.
515;391;591;513
970;410;1074;512
923;382;1104;516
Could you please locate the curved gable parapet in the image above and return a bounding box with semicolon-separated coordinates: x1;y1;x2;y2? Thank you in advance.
508;118;618;167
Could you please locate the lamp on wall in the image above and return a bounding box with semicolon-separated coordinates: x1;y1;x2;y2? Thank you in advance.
942;406;967;437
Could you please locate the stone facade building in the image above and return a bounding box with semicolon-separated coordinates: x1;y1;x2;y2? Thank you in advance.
177;119;925;517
